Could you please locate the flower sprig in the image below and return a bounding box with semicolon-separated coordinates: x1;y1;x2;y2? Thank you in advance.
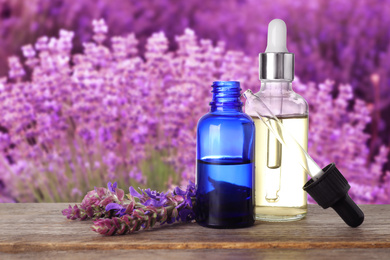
62;181;196;236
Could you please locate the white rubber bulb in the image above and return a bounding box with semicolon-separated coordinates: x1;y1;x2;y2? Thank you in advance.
265;19;288;53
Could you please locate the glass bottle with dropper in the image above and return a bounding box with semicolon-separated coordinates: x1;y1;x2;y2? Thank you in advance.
245;19;308;221
244;89;364;228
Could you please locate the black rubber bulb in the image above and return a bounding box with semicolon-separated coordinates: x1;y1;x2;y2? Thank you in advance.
303;163;364;228
331;194;364;227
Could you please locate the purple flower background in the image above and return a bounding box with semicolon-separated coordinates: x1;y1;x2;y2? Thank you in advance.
0;0;389;203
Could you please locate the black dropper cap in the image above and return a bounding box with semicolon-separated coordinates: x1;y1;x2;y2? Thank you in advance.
303;163;364;227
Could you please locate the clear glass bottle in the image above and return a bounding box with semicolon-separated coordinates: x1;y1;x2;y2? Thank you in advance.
195;81;255;228
246;81;308;221
245;19;308;221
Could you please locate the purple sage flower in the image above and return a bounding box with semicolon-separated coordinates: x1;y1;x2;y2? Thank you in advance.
107;181;117;193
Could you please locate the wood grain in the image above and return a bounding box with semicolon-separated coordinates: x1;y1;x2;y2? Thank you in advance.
2;249;390;260
0;204;389;258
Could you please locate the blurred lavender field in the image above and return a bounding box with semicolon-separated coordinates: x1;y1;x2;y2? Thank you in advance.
0;0;389;203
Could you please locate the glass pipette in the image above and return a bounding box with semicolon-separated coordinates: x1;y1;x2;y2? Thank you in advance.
243;89;324;181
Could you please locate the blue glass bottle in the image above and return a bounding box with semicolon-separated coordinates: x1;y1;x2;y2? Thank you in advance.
195;81;255;228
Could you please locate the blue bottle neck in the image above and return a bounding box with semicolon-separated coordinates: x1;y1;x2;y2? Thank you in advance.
210;81;243;112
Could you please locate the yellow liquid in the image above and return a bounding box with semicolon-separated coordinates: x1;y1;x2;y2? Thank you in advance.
252;115;308;222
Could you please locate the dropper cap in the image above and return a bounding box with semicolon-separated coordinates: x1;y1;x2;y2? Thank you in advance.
260;19;294;81
265;19;288;53
303;163;364;227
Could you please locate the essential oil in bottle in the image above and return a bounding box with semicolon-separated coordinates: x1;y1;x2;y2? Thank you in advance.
245;19;309;221
252;115;308;221
195;81;255;228
196;158;254;228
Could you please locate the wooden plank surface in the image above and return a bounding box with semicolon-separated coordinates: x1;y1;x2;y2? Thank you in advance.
2;249;390;260
0;204;389;259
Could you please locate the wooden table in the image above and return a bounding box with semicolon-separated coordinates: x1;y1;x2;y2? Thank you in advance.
0;204;389;259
